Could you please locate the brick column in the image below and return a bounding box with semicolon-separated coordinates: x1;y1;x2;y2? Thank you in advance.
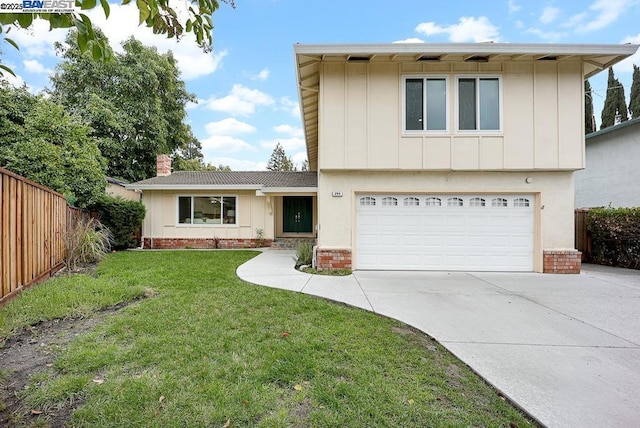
315;248;352;271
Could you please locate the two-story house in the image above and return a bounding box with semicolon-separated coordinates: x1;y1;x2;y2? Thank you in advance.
128;42;637;274
294;43;637;273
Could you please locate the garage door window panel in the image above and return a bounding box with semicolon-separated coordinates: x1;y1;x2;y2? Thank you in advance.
447;197;464;207
360;196;376;206
425;197;442;207
492;197;508;207
469;197;486;207
382;197;398;206
404;197;420;206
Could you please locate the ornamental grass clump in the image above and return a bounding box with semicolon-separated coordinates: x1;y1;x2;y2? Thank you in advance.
65;217;113;271
296;241;313;267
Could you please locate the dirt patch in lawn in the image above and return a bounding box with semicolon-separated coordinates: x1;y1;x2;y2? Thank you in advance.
0;303;132;427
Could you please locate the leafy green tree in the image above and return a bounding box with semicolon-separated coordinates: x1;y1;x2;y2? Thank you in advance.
0;82;106;207
601;67;628;129
300;159;310;171
267;142;296;171
630;64;640;119
585;80;595;134
51;32;196;182
0;0;233;76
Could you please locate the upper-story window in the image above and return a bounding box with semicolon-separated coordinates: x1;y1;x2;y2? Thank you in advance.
457;76;501;132
404;76;448;132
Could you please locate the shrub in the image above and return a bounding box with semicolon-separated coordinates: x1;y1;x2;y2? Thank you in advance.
65;217;112;270
296;241;313;267
586;207;640;269
255;228;264;247
89;195;146;250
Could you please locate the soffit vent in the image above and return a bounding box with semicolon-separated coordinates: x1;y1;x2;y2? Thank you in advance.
464;55;489;62
417;55;441;61
347;55;371;62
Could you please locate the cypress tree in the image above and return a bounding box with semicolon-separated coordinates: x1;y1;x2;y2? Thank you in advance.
585;80;595;134
600;67;628;129
629;64;640;119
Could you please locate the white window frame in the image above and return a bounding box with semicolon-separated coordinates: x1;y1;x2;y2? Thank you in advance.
177;195;238;226
454;75;503;134
402;75;450;134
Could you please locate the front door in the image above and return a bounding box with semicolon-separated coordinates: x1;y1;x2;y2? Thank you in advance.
283;196;313;233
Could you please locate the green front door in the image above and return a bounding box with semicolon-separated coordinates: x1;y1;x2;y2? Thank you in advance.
283;196;313;233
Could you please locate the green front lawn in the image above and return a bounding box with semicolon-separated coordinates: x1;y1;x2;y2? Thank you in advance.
1;251;536;427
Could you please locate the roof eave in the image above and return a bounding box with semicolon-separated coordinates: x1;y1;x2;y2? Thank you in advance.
293;42;640;57
126;184;263;191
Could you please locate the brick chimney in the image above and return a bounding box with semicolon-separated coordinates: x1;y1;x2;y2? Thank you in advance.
156;154;171;176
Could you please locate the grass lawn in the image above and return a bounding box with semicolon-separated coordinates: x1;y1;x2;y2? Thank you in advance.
1;251;536;427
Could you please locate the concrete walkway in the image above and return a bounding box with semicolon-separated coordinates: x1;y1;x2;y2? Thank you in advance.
236;250;640;428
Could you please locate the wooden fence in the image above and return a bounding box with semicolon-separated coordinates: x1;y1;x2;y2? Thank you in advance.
575;208;592;261
1;167;71;305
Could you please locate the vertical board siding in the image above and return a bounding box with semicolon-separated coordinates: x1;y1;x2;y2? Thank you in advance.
0;167;79;305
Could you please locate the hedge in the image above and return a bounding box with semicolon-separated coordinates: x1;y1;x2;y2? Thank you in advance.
586;207;640;269
89;195;146;250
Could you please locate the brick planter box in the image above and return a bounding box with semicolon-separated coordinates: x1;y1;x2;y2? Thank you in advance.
143;238;272;249
543;250;582;274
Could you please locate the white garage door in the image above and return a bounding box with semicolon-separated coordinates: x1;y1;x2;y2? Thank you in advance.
356;194;534;271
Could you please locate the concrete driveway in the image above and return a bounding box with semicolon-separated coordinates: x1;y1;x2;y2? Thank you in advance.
237;251;640;428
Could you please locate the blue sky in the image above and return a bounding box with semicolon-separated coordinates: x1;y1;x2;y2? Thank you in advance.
2;0;640;170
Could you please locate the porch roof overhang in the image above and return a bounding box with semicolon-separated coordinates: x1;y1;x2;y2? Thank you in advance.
294;42;640;171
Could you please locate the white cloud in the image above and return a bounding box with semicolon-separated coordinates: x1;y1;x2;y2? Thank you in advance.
540;7;560;24
274;124;304;137
415;16;500;43
393;38;425;43
260;137;305;152
7;20;67;58
23;59;52;75
279;96;300;118
563;12;588;28
508;0;521;14
205;118;257;135
204;156;267;171
0;72;26;89
203;84;275;116
526;27;567;41
567;0;631;33
616;33;640;73
200;135;255;154
290;151;308;169
85;3;226;80
250;68;270;81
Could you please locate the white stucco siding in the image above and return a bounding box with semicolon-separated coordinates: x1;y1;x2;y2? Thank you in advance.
317;171;576;272
318;60;584;171
140;190;274;240
575;121;640;208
